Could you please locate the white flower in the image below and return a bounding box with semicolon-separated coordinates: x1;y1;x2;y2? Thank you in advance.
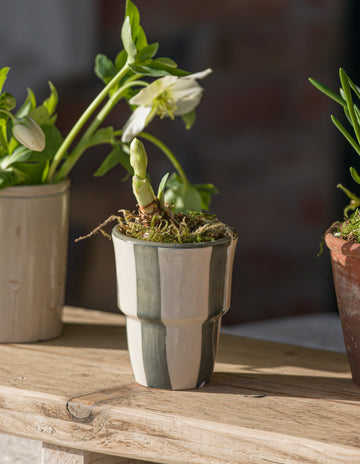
121;68;212;142
12;116;45;152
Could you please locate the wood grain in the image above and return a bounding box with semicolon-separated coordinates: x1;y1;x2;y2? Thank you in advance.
0;306;359;464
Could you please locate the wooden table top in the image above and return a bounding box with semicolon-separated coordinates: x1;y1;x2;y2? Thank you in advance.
0;306;359;464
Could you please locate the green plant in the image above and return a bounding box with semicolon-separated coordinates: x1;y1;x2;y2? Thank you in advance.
309;68;360;218
0;0;217;212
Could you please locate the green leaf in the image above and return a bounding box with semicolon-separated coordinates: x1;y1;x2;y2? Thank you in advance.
125;0;140;38
331;114;360;156
309;77;346;107
94;144;132;177
12;161;48;185
157;172;169;207
0;168;21;190
16;87;36;118
164;173;202;212
94;54;116;84
115;50;128;71
156;57;178;67
0;118;8;151
130;59;189;77
0;92;16;112
121;16;137;64
350;166;360;184
43;82;58;116
339;68;360;143
137;43;159;62
194;183;219;210
135;26;148;50
181;110;196;130
84;127;114;148
0;67;10;95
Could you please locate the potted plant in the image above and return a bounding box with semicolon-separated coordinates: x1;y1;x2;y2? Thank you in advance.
0;0;220;342
78;4;238;390
310;69;360;385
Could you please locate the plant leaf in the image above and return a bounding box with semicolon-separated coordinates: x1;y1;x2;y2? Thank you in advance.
16;87;37;118
193;183;219;210
94;144;132;177
0;168;21;190
115;50;128;71
95;54;116;84
125;0;140;39
0;67;10;95
308;77;346;107
0;92;16;112
350;166;360;184
84;127;114;148
157;172;169;207
331;115;360;156
164;173;202;212
137;43;159;62
0;118;8;151
121;16;137;64
43;81;58;116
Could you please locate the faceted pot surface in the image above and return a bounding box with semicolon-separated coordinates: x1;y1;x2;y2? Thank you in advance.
112;228;237;390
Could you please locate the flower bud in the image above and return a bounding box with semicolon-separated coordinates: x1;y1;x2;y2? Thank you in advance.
130;138;147;180
12;116;45;152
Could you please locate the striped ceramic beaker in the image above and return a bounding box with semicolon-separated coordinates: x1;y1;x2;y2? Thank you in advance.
112;227;237;390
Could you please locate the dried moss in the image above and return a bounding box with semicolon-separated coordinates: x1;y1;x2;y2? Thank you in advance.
77;207;236;244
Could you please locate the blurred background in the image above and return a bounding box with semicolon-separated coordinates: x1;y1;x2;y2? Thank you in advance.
1;0;357;325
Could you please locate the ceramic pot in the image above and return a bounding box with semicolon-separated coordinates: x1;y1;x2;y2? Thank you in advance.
0;180;70;342
325;230;360;385
112;227;237;390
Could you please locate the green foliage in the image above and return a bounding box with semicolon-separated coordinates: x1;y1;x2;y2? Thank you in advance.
0;1;217;214
164;173;218;212
310;69;360;219
0;74;64;189
335;209;360;242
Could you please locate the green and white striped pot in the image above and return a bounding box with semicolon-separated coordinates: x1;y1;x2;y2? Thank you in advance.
112;227;237;390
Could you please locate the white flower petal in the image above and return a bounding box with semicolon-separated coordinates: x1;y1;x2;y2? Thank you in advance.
173;91;203;115
183;68;213;80
121;106;153;143
130;76;178;106
170;79;203;101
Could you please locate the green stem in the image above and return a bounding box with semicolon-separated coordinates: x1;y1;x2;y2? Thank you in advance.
47;63;131;182
53;78;147;182
138;131;189;184
0;109;14;120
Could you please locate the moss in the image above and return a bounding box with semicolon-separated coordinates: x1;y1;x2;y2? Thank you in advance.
332;209;360;243
77;207;236;244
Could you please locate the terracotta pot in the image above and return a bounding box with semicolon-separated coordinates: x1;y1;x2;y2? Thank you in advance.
0;180;70;342
325;230;360;385
112;227;237;390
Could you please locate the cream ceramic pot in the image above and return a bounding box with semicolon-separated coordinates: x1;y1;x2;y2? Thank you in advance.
0;180;70;342
112;227;237;390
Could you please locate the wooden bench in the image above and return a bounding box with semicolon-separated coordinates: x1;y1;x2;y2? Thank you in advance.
0;306;359;464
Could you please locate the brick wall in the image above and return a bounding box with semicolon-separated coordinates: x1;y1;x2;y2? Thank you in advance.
63;0;346;324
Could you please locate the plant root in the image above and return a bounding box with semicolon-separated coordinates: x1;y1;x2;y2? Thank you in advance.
76;206;236;244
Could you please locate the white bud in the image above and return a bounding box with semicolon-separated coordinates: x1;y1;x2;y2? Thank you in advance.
12;116;45;152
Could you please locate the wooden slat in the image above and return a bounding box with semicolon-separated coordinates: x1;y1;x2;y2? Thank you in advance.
0;306;359;464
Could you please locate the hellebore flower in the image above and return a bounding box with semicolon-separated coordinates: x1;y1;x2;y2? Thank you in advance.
12;115;45;152
121;68;212;142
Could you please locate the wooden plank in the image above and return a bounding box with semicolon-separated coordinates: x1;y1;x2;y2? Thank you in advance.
0;307;358;464
41;443;153;464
